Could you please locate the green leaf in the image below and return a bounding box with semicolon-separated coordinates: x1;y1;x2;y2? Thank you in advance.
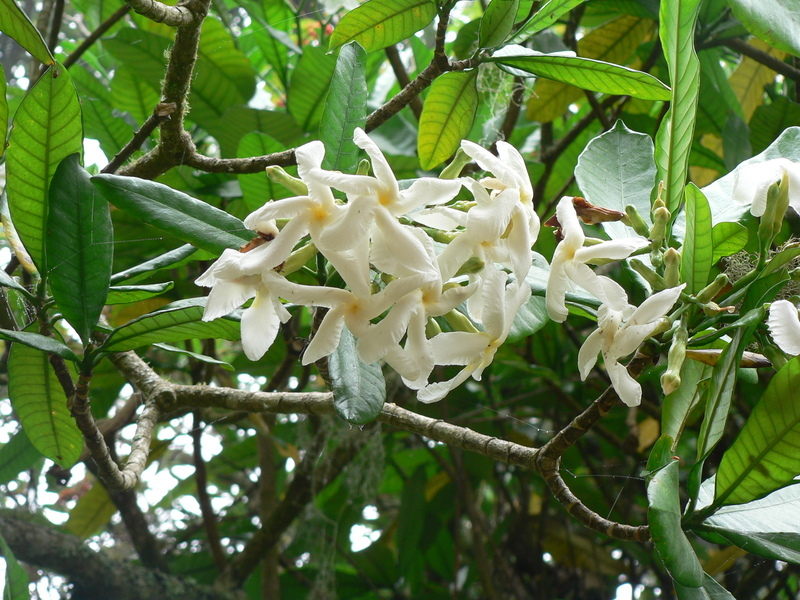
654;0;702;213
397;466;427;576
91;174;252;255
727;0;800;57
508;295;548;342
65;482;116;539
320;42;368;174
647;460;705;587
6;64;83;273
237;133;290;213
106;282;174;305
662;359;711;445
646;434;676;473
8;343;83;468
328;328;386;424
287;45;338;132
479;0;519;49
575;119;656;240
0;429;42;486
0;329;77;361
679;184;713;295
508;0;587;45
749;96;800;156
98;298;241;353
0;0;54;65
675;575;737;600
47;154;113;343
153;343;234;371
492;53;671;101
329;0;437;53
103;29;168;94
0;63;7;160
110;65;161;126
210;106;303;158
0;268;31;296
711;222;748;263
70;65;132;158
110;244;199;284
0;529;31;600
417;70;479;170
714;356;800;507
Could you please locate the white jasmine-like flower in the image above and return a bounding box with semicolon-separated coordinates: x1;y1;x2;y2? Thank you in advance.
196;249;291;360
577;284;685;407
767;299;800;355
417;267;532;403
732;158;800;217
547;196;649;322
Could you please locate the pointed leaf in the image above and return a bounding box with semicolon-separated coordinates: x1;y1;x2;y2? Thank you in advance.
320;42;368;174
0;329;77;360
210;106;303;158
91;174;252;255
715;356;800;507
749;96;800;156
328;328;386;424
680;184;713;295
418;70;479;170
287;45;338;132
0;530;30;600
65;482;117;539
662;359;712;444
110;244;200;284
99;298;241;353
727;0;800;57
0;268;30;296
8;343;83;468
508;0;587;45
110;65;161;126
508;295;548;342
106;282;174;305
711;222;748;264
647;460;705;587
153;343;234;371
47;154;113;343
493;54;670;101
654;0;702;212
329;0;437;53
70;65;132;158
6;63;83;273
575;119;656;240
0;0;54;65
0;429;42;486
0;63;7;159
479;0;519;49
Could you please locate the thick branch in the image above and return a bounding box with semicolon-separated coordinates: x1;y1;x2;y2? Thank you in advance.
722;37;800;83
125;0;200;27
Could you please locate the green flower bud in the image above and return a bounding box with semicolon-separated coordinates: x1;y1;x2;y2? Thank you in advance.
281;242;318;275
757;174;790;249
439;148;472;179
630;258;665;290
661;324;687;395
623;205;651;237
425;317;442;338
663;248;681;288
356;158;371;176
443;309;480;334
695;273;729;303
267;166;308;195
650;206;671;246
455;256;486;276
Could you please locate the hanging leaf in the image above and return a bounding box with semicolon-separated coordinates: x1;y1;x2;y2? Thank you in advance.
0;429;43;486
727;0;800;57
329;0;437;53
0;0;54;65
0;529;30;600
711;222;748;263
8;343;83;468
287;45;338;132
6;63;83;273
153;343;234;371
0;329;78;360
648;460;705;587
679;184;713;295
508;0;587;45
110;244;200;285
574;119;656;240
714;356;800;507
320;42;368;174
65;482;117;539
654;0;702;213
47;154;113;343
328;328;386;424
479;0;519;49
493;53;670;101
418;70;479;170
91;174;252;255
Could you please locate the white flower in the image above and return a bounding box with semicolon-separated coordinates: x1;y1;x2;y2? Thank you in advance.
417;267;531;403
577;284;684;407
547;196;649;323
196;249;291;360
732;158;800;217
767;299;800;355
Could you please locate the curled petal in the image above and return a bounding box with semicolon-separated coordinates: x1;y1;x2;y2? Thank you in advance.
240;288;285;361
578;329;603;379
607;360;642;407
203;278;257;321
768;300;800;355
302;306;347;365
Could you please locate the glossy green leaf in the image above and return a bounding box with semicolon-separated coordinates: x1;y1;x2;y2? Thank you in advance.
493;54;670;101
110;65;161;126
99;298;241;353
320;42;367;174
65;482;116;539
8;343;82;468
662;359;711;445
103;29;168;94
479;0;519;49
287;46;338;132
418;70;479;170
508;295;548;342
0;429;42;486
714;356;800;507
91;174;252;255
0;0;54;65
749;96;800;156
654;0;702;212
47;154;112;343
6;64;83;273
575;119;656;240
110;244;200;284
105;282;174;305
0;329;78;361
508;0;587;44
237;133;290;212
0;529;30;600
70;65;131;158
329;0;437;53
0;267;31;296
253;24;295;88
647;460;705;587
711;222;748;263
727;0;800;57
675;575;737;600
328;328;386;424
679;184;713;295
646;435;676;473
153;343;234;371
0;63;7;159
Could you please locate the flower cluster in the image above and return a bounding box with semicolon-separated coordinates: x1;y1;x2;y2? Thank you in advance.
198;129;682;405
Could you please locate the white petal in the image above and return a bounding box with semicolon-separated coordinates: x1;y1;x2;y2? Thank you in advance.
606;360;642;407
239;216;309;273
323;238;372;298
555;197;585;251
240;288;282;360
354;127;397;195
734;159;791;217
417;364;477;403
316;194;376;251
628;284;685;325
371;210;438;279
244;196;310;229
295;140;325;178
461;140;519;190
357;293;420;363
768;300;800;355
394;177;462;214
574;237;649;263
578;329;603;379
203;279;257;321
437;234;477;282
429;331;490;365
302;307;346;364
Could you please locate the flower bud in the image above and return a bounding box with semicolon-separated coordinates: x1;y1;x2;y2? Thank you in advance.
661;324;687;395
425;317;442;338
455;256;486;276
443;309;480;334
663;248;681;288
356;158;371;176
757;174;790;249
440;148;472;179
266;166;308;195
281;242;318;275
630;258;665;290
695;273;729;303
623;205;651;237
650;206;670;246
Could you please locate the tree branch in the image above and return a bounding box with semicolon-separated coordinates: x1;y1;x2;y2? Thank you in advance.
721;37;800;83
125;0;201;27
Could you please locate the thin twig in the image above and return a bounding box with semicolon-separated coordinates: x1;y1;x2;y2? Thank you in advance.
384;44;423;120
63;4;132;70
192;412;227;571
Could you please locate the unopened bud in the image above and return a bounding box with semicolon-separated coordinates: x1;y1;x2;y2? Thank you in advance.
661;324;687;395
443;309;480;334
696;273;729;303
757;175;790;249
630;258;665;290
281;242;317;275
267;166;308;195
426;317;442;338
440;148;471;179
623;205;651;237
455;256;486;276
356;158;371;176
650;206;670;245
663;248;681;288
